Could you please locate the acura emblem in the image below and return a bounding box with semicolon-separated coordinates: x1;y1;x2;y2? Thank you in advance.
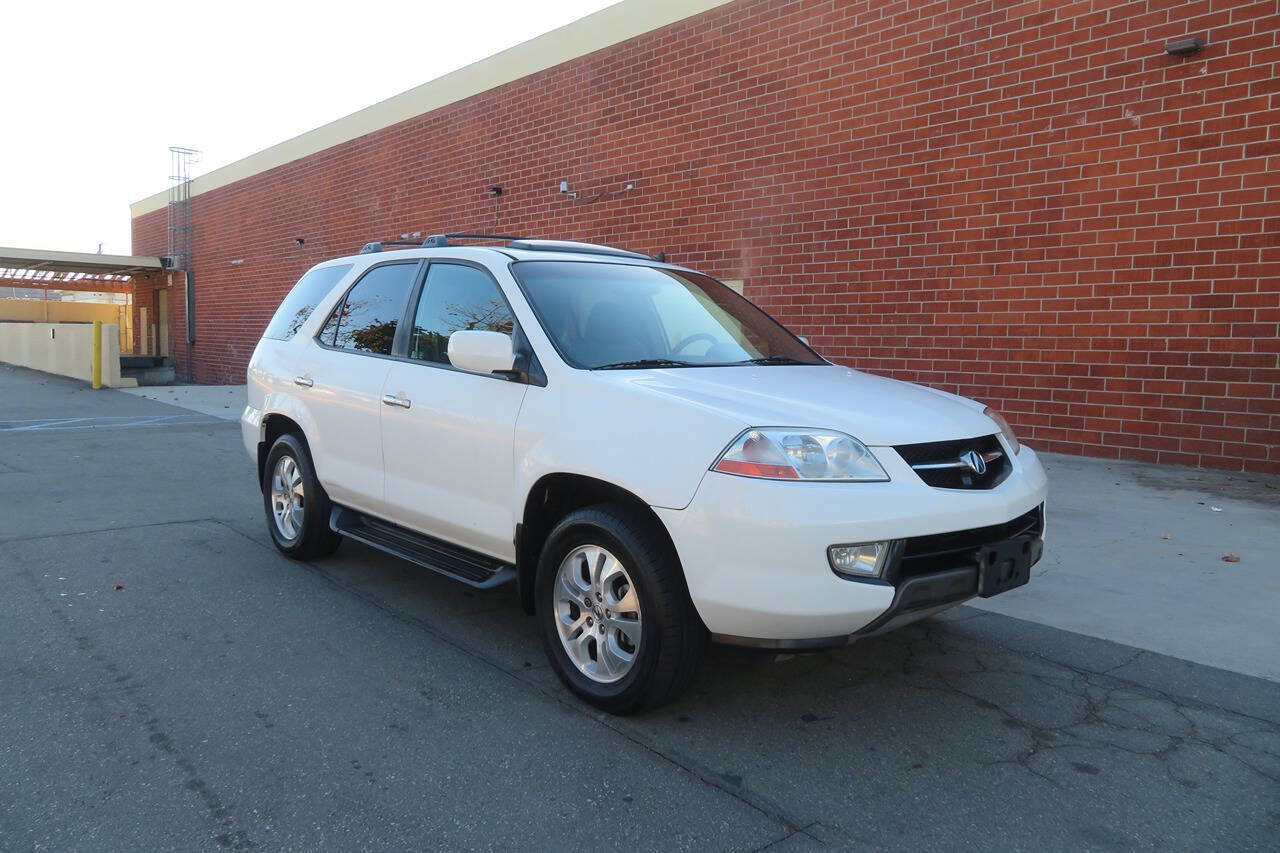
960;450;987;475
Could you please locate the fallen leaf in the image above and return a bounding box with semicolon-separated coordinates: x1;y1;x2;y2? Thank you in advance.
113;583;124;591
1160;534;1171;540
1222;554;1241;563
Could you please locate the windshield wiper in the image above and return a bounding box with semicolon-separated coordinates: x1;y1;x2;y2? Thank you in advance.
734;356;811;365
592;358;696;370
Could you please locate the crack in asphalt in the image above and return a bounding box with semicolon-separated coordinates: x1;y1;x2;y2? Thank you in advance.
7;546;256;850
0;517;218;546
751;822;822;851
814;622;1280;798
1101;648;1147;674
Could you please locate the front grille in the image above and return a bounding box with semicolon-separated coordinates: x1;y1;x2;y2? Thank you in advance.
887;504;1044;582
895;434;1010;490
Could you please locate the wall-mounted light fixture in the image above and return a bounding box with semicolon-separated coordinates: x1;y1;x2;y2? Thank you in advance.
1164;37;1204;57
294;237;305;247
486;186;502;197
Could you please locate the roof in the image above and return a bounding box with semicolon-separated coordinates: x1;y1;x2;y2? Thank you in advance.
0;247;165;279
129;0;734;219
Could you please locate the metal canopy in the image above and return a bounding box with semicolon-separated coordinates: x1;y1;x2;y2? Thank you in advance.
0;247;164;278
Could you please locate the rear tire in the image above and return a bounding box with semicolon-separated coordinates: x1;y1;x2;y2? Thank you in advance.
536;503;706;714
262;433;342;560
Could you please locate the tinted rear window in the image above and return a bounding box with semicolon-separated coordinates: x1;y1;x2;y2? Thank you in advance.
263;264;353;340
325;263;418;355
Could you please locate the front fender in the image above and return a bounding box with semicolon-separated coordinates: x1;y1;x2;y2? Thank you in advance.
512;372;746;511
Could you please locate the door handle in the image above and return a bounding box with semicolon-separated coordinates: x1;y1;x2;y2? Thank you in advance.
381;394;411;409
293;375;314;387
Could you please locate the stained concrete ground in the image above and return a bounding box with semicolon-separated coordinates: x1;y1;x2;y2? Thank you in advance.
2;363;1277;850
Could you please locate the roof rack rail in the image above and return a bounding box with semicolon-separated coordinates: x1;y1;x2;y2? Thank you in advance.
421;233;526;248
359;240;423;254
418;233;668;262
506;239;652;260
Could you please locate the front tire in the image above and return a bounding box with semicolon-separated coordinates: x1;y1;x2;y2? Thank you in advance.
536;503;705;714
262;433;342;559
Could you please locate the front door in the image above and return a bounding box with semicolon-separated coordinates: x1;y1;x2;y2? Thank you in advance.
380;261;528;560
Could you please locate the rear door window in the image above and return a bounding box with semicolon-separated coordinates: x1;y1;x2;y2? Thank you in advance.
262;264;353;340
321;263;418;355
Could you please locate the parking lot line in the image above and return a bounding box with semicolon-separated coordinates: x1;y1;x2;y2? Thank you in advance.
0;414;214;432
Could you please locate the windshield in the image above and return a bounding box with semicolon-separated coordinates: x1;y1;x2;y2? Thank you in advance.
511;261;824;369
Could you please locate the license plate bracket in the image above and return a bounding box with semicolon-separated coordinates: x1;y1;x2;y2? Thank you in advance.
977;534;1042;598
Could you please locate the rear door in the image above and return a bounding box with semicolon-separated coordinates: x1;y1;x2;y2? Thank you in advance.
303;260;420;517
379;261;529;560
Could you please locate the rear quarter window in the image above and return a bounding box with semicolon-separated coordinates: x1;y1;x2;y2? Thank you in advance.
262;264;354;341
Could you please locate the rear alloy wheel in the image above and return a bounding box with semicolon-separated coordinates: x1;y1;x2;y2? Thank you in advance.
270;455;306;541
536;504;705;714
262;433;341;559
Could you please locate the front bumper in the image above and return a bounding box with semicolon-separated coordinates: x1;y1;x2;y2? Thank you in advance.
653;444;1049;646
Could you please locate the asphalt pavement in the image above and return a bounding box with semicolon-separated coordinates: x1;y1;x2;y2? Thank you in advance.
1;363;1277;851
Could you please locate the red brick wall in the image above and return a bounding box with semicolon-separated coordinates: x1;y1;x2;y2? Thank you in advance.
132;0;1280;472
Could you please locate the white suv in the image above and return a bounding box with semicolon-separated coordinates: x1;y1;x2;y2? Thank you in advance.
244;235;1048;713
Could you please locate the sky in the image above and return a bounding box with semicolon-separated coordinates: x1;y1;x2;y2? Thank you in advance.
0;0;616;256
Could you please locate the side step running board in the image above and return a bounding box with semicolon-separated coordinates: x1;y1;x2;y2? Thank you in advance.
330;507;516;590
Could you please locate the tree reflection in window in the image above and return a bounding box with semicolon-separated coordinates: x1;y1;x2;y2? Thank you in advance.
326;263;416;355
409;265;514;364
335;297;400;354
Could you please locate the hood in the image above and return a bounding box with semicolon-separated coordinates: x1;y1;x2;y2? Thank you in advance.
614;364;998;446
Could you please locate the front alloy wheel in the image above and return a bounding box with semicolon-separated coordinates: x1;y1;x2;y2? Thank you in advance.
553;544;643;683
536;503;706;714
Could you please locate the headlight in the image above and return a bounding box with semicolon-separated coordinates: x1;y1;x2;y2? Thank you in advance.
712;428;889;481
983;407;1020;454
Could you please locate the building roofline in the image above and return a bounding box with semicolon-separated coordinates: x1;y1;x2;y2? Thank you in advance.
0;246;165;276
130;0;734;220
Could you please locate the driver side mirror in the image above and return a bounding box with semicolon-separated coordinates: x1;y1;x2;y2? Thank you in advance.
447;330;516;376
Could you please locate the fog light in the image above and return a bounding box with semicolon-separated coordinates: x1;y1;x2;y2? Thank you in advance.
828;542;889;578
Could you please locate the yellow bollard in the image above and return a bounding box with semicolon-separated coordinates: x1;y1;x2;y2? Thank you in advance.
92;320;102;390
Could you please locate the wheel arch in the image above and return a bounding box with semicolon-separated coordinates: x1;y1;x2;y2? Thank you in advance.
257;413;310;487
516;473;683;616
